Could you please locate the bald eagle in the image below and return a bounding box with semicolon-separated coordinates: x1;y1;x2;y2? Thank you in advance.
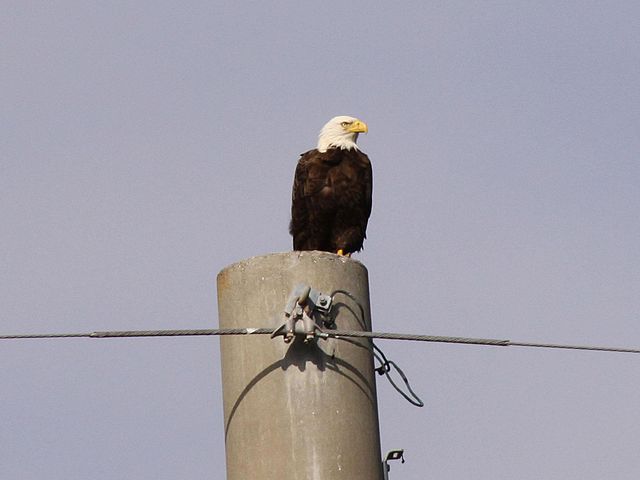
289;116;372;256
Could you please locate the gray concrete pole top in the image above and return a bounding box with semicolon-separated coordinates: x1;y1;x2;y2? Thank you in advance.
217;251;383;480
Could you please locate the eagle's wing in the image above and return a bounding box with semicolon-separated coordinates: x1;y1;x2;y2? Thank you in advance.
290;150;338;251
290;153;311;250
362;153;373;236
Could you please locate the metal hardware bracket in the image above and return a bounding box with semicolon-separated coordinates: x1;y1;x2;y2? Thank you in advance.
271;284;333;343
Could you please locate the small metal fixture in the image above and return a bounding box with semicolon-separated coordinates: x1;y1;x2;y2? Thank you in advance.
382;449;405;480
271;284;333;343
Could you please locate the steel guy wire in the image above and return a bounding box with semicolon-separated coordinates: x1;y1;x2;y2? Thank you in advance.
1;328;640;354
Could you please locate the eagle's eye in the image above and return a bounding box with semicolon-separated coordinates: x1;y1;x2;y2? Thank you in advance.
341;121;351;127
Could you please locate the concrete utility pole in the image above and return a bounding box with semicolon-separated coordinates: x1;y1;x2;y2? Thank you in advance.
217;251;383;480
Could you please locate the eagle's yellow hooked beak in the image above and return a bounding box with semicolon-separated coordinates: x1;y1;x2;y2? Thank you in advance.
347;120;368;134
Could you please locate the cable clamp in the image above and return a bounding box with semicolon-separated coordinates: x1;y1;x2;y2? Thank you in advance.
271;284;332;344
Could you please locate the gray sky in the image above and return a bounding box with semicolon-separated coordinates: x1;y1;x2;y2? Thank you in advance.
2;1;639;478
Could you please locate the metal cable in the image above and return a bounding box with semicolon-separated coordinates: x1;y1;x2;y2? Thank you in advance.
328;289;425;406
372;343;425;407
1;328;639;354
91;328;273;338
0;332;92;339
0;328;271;340
318;330;511;346
507;340;640;354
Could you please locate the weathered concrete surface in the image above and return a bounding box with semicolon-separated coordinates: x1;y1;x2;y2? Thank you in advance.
218;251;382;480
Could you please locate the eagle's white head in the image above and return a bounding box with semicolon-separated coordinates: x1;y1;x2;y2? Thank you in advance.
317;115;368;153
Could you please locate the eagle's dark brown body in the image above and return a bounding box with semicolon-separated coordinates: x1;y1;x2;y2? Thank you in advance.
289;147;372;254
